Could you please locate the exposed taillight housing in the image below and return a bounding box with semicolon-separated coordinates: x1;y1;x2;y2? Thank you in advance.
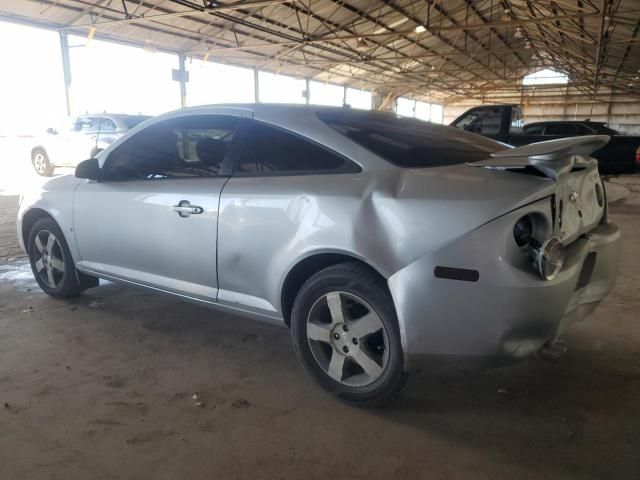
635;145;640;168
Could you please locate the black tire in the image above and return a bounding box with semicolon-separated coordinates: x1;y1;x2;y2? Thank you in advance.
32;148;54;177
291;262;407;407
27;218;92;298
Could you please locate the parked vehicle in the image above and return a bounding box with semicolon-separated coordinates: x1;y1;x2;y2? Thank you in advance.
30;114;150;176
450;104;640;174
18;105;620;406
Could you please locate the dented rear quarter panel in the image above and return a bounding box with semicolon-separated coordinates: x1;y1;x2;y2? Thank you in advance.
216;164;555;320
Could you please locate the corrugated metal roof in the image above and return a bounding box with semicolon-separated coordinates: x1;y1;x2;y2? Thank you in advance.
0;0;638;101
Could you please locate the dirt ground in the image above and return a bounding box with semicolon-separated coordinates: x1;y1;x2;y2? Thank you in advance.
1;143;639;479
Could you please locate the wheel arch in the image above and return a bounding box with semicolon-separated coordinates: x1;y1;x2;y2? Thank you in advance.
279;251;389;327
21;208;57;254
30;145;48;158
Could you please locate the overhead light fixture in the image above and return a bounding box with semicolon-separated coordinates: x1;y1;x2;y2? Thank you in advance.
415;25;427;34
501;9;511;22
524;40;532;49
143;36;157;53
355;38;369;52
515;26;524;39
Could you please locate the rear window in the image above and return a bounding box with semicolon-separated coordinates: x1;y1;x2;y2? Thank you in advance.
317;109;502;168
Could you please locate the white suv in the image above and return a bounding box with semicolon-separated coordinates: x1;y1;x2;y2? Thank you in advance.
31;114;149;176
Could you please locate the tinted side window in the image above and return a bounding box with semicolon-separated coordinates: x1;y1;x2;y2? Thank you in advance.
576;124;596;134
523;124;545;135
235;122;359;175
454;108;502;136
67;117;79;132
76;117;101;133
99;118;118;132
104;115;239;181
544;123;578;136
121;115;151;129
510;108;524;133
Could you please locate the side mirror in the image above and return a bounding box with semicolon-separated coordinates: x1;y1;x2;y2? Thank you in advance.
46;128;57;135
75;158;102;181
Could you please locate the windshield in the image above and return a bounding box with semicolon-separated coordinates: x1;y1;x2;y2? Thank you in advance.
317;109;503;168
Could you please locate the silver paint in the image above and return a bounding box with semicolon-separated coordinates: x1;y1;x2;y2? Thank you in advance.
17;105;621;369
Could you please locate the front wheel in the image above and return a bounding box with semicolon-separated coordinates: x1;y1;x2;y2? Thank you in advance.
27;218;92;298
32;148;54;177
291;263;407;407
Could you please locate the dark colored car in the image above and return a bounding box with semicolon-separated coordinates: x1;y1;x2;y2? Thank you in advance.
450;105;640;174
523;120;619;136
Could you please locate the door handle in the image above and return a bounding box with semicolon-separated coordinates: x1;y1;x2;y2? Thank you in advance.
174;200;203;218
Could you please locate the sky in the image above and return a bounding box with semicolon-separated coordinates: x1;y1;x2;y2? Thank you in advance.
0;22;67;135
0;21;445;135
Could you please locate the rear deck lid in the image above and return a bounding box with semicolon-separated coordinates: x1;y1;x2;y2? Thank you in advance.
469;135;610;178
469;135;611;243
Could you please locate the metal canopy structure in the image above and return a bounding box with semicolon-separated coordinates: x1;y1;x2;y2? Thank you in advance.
1;0;639;102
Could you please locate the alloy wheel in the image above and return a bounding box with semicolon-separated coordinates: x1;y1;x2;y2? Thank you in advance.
32;230;65;288
34;153;46;174
306;291;389;387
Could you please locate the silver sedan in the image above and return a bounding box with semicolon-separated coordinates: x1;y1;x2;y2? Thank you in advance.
17;105;621;406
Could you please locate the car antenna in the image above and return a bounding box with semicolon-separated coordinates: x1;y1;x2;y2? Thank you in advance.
95;118;102;156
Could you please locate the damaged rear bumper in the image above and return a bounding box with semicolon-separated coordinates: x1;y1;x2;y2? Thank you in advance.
388;203;621;371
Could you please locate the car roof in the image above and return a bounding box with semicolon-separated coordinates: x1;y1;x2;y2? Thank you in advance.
98;103;501;172
153;103;412;137
100;104;401;171
526;120;606;126
168;103;388;118
463;104;519;109
78;113;149;118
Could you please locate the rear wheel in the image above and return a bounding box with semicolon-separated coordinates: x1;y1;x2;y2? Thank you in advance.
291;263;407;407
32;148;54;177
28;218;93;298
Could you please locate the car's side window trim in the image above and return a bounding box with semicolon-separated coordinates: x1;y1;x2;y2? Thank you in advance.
231;119;362;177
99;114;246;183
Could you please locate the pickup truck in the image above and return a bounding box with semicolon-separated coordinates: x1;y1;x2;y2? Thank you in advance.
450;104;640;174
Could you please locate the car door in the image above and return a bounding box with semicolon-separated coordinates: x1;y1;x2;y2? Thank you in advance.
45;117;78;165
55;116;101;167
73;111;249;302
93;117;120;156
217;119;362;318
451;107;506;142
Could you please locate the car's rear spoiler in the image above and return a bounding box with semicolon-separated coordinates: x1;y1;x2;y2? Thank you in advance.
469;135;610;179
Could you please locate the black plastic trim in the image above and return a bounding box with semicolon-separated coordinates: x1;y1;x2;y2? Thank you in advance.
433;266;479;283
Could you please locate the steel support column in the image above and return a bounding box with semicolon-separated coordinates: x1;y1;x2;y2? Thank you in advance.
59;31;72;116
254;67;260;103
178;53;187;108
